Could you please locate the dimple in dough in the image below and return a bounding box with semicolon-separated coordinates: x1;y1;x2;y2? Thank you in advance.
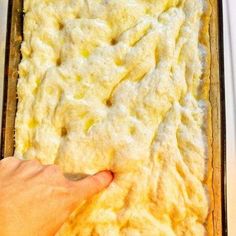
16;0;211;235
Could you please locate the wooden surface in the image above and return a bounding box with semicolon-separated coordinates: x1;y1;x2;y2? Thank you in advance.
2;0;225;235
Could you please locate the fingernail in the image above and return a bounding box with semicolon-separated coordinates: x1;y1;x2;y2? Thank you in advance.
96;170;114;183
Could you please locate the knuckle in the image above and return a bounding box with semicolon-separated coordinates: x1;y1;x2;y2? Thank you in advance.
0;157;20;166
19;159;41;170
44;165;62;175
25;159;40;166
64;179;74;189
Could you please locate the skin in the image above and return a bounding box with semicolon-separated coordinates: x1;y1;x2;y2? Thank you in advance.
0;157;113;236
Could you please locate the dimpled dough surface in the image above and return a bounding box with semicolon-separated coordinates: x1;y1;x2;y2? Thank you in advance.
16;0;211;235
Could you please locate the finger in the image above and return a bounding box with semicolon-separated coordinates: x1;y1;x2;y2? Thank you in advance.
39;164;65;182
16;159;44;177
0;157;22;171
69;171;113;202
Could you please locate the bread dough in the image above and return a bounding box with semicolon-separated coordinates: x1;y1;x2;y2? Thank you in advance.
16;0;211;235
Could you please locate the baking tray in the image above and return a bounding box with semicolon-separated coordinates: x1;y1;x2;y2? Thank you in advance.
1;0;23;158
0;0;226;235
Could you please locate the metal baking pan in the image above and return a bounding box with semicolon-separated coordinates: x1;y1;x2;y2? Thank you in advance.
0;0;226;235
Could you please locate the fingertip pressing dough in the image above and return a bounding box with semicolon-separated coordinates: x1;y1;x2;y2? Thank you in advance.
16;0;212;235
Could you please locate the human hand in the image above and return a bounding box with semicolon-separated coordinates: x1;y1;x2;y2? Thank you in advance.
0;157;113;236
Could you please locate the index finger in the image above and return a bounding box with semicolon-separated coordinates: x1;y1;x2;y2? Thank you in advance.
68;171;113;203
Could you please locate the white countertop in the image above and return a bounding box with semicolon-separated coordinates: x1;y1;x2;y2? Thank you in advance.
224;0;236;235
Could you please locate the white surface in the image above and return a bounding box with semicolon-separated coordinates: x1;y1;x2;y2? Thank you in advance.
224;0;236;235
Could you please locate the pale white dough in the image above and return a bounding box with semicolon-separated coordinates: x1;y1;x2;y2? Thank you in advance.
16;0;211;235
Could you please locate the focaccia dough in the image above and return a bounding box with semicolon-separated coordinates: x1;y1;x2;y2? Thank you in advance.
16;0;211;235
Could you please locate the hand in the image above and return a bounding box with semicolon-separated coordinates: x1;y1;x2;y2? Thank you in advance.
0;157;113;236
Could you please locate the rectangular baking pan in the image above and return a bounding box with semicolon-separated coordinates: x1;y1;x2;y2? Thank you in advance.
0;0;226;235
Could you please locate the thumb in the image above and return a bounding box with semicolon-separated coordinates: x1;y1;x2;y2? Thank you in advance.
68;170;113;202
